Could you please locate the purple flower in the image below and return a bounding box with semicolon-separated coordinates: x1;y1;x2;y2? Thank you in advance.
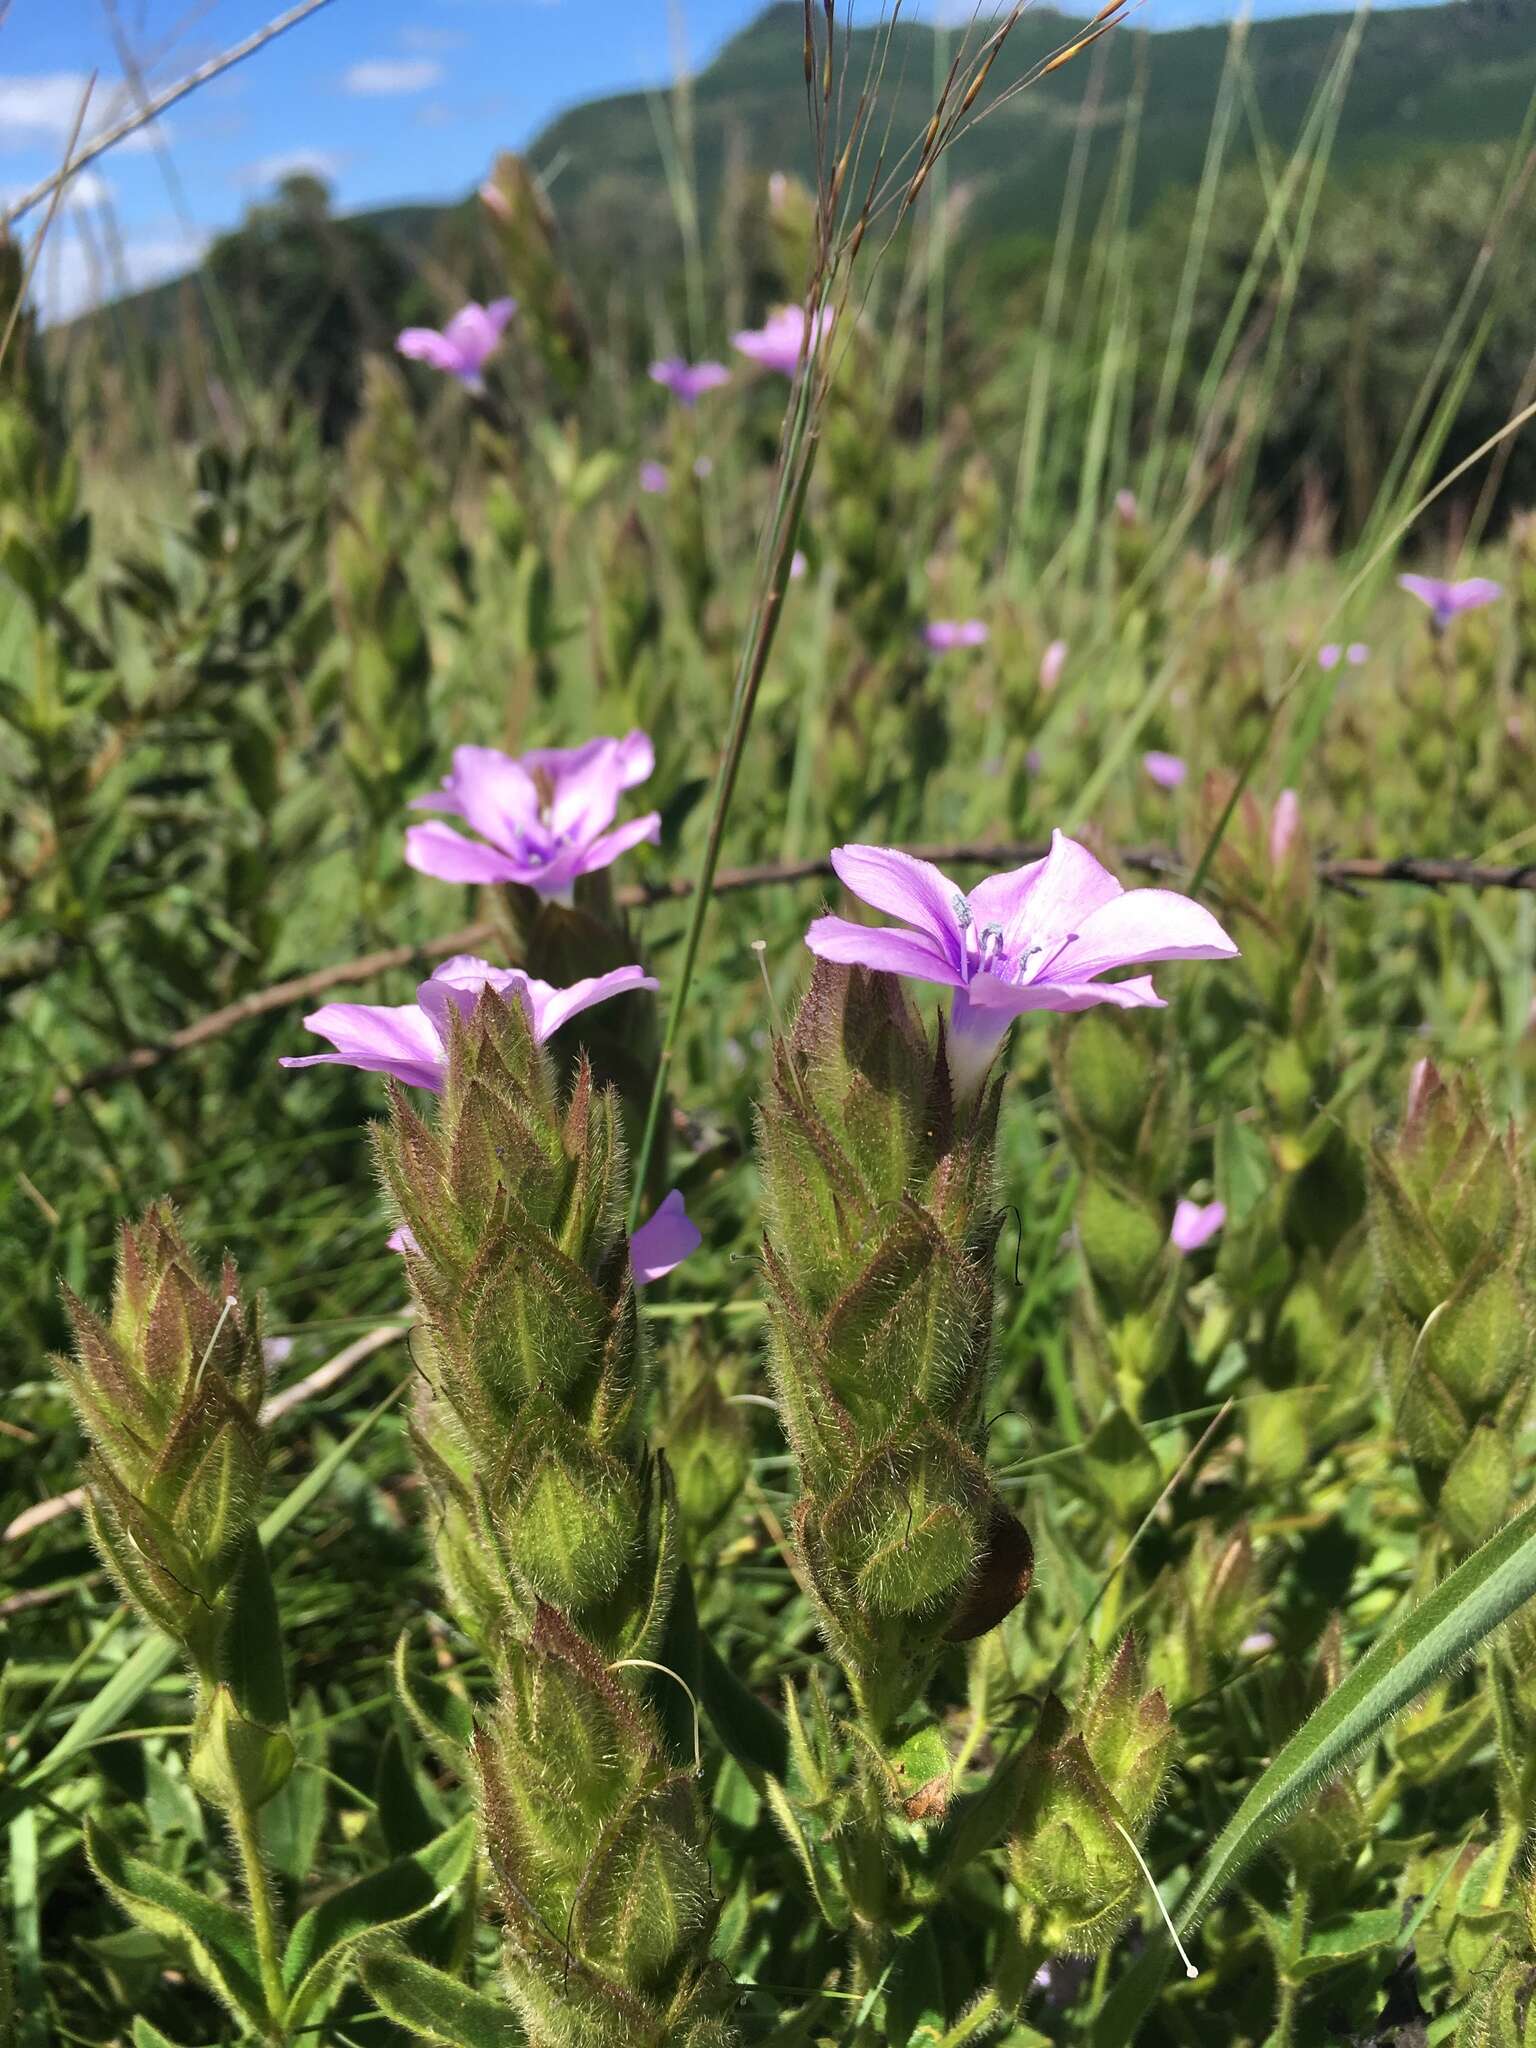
1318;642;1369;670
1170;1198;1225;1253
639;460;670;496
924;619;989;653
396;299;517;390
281;956;657;1093
629;1190;702;1283
806;832;1238;1099
732;304;833;378
405;732;661;896
789;549;808;581
1039;638;1068;692
649;357;731;405
1114;489;1139;525
393;1186;699;1284
1398;574;1502;631
1240;1629;1276;1656
1143;751;1187;791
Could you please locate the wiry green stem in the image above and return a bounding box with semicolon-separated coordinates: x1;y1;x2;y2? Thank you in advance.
228;1779;287;2041
627;351;823;1224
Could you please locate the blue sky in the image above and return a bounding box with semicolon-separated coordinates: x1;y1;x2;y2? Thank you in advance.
3;0;1436;319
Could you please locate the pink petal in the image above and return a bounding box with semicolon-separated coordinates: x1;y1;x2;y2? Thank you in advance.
404;821;527;885
280;1001;446;1091
532;966;659;1042
805;914;966;988
964;973;1166;1017
439;744;542;849
415;956;529;1040
396;328;464;374
1143;751;1187;790
629;1190;702;1284
1171;1198;1225;1252
1049;888;1238;984
574;812;662;876
829;845;968;967
976;831;1124;949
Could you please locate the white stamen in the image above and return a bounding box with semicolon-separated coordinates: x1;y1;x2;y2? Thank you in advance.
1112;1817;1198;1979
952;892;973;930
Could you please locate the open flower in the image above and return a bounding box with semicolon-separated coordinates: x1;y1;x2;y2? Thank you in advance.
649;357;731;405
392;1185;698;1283
405;732;660;894
281;956;657;1093
732;303;833;377
1398;574;1502;631
1171;1198;1226;1253
1143;751;1187;790
396;299;517;390
924;619;989;653
806;832;1238;1099
629;1190;703;1283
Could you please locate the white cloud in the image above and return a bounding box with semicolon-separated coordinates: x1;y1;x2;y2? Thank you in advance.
35;224;207;325
0;73;168;157
400;27;468;51
342;57;444;96
239;147;342;188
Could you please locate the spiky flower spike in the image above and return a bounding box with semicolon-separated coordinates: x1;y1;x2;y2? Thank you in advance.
375;989;735;2048
1371;1060;1535;1554
757;962;1032;1754
55;1206;292;1808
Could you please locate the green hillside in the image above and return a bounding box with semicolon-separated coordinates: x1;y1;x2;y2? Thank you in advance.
534;0;1536;259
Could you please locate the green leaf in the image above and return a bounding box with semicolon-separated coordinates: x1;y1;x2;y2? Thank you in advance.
1094;1495;1536;2045
697;1632;789;1782
1290;1906;1403;1982
85;1819;266;2030
359;1946;521;2047
131;2022;197;2048
393;1627;474;1770
223;1531;289;1730
262;1690;329;1886
281;1812;477;2026
763;1777;851;1931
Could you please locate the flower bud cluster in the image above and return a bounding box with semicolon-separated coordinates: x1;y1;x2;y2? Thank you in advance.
376;988;734;2045
758;962;1033;1748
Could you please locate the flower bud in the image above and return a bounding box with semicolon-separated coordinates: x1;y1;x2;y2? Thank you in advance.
56;1207;269;1680
759;963;1031;1749
1009;1657;1174;1958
